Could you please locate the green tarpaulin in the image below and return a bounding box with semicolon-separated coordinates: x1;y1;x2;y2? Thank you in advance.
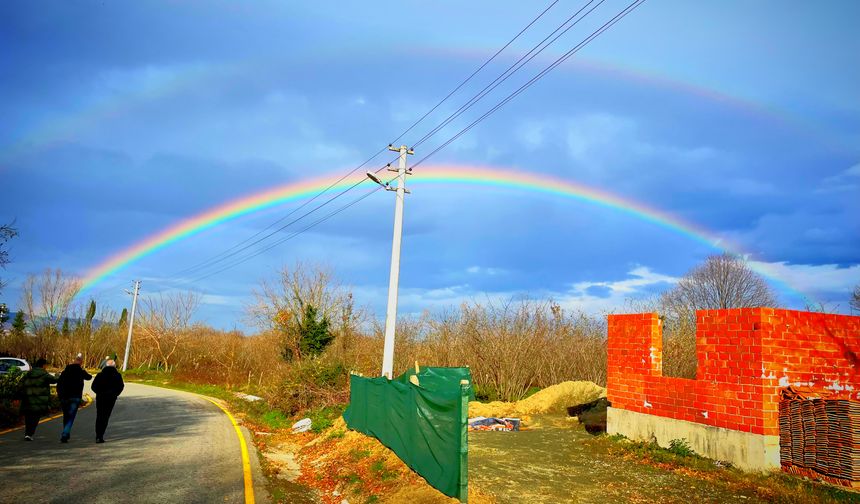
343;367;472;502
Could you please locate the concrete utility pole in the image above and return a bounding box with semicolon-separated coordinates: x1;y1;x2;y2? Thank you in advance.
380;144;413;379
122;280;141;372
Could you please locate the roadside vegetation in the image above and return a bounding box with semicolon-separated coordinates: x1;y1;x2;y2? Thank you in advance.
2;255;856;502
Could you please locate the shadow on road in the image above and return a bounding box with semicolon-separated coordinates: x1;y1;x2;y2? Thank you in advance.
0;385;251;504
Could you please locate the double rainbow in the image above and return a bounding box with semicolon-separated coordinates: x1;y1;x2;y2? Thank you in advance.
79;164;804;302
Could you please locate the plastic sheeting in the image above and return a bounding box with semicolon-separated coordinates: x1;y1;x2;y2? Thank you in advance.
343;367;472;502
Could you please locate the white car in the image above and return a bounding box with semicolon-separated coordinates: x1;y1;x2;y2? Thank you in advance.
0;357;30;374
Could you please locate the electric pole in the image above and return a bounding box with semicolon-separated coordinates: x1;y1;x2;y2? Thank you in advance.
380;144;413;379
122;280;141;372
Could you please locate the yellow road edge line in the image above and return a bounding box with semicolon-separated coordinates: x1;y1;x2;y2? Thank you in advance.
202;396;255;504
0;393;93;436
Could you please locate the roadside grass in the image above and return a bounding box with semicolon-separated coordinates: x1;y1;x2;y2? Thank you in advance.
594;434;859;504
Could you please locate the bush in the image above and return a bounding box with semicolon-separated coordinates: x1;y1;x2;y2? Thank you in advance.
668;438;696;457
269;357;349;416
307;404;346;433
0;367;24;398
0;370;23;428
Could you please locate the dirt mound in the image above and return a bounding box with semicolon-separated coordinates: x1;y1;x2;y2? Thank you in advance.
382;485;495;504
468;381;606;420
299;415;494;504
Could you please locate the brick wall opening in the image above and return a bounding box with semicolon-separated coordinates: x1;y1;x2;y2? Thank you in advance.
660;316;697;379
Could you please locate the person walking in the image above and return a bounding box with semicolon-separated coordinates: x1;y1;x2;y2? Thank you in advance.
20;358;57;441
91;359;124;443
56;354;92;443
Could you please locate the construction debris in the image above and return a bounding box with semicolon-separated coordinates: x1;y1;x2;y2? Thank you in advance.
292;418;313;433
468;417;521;432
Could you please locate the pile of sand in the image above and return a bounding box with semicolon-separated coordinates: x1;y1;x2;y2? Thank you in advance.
468;381;606;420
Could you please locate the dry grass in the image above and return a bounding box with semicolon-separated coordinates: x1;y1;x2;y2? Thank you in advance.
3;298;620;407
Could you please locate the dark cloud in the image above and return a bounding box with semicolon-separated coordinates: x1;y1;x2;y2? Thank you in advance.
2;0;858;329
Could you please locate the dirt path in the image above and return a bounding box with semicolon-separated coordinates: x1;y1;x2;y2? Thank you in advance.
469;421;767;504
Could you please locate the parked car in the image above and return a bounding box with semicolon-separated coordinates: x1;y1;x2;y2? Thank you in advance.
0;357;30;374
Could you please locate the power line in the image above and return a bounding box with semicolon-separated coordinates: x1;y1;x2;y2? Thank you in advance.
157;0;646;286
387;0;562;147
166;0;563;281
182;185;385;284
412;0;647;169
169;160;397;281
171;151;398;278
411;0;604;149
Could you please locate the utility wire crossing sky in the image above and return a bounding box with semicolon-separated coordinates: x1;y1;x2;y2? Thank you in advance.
1;0;858;329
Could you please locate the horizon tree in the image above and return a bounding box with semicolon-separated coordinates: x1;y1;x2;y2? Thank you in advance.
11;310;26;336
658;253;777;379
0;221;18;295
661;253;778;318
851;284;860;313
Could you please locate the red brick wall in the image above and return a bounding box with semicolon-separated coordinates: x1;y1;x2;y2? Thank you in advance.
607;308;860;436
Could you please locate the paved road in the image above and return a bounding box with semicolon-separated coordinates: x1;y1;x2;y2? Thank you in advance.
0;382;270;504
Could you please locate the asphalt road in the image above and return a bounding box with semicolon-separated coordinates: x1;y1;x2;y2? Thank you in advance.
0;382;270;504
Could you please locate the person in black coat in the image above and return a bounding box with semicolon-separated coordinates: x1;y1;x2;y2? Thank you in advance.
56;354;92;443
91;359;124;443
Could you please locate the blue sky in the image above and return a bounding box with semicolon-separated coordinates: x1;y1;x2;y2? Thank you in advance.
1;0;859;329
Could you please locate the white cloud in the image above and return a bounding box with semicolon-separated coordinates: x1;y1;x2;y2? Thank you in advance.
555;266;678;313
818;163;860;193
354;266;678;318
568;266;677;295
517;121;545;150
200;294;245;306
514;113;719;174
465;265;506;276
747;260;860;296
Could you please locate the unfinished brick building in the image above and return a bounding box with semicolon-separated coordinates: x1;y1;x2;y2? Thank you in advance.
606;308;859;476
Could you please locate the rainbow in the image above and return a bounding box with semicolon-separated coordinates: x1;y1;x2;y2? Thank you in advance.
78;164;808;303
2;50;844;164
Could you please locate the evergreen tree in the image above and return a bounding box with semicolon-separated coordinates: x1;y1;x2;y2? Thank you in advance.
11;310;25;336
118;308;128;327
62;317;70;336
86;300;96;324
298;304;333;358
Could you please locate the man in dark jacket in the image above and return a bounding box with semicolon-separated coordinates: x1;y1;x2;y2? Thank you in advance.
20;358;57;441
57;354;92;443
91;359;124;443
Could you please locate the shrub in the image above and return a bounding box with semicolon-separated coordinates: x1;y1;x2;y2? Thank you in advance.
0;367;23;398
305;404;346;433
667;438;695;457
269;358;349;416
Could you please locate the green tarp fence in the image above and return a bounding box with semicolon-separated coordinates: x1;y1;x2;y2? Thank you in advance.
343;367;473;502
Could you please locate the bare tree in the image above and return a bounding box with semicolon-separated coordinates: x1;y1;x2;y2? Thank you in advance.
655;254;776;379
246;262;361;360
851;284;860;313
0;221;18;294
661;253;777;316
21;268;82;333
137;291;201;371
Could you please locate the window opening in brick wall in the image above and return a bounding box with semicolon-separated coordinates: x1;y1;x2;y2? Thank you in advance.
660;315;697;379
